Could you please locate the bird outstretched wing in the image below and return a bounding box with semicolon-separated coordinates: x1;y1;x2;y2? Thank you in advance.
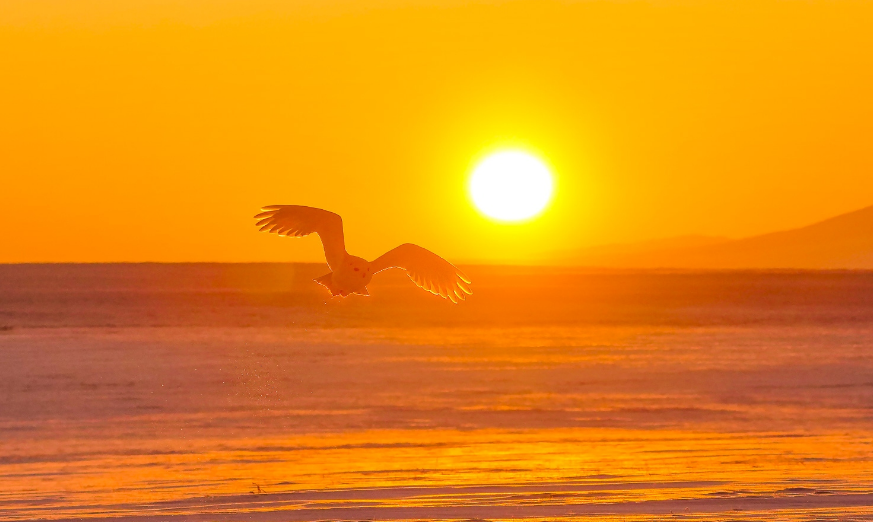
254;205;346;269
371;243;472;303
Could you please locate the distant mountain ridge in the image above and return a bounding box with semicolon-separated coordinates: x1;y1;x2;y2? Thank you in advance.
568;204;873;269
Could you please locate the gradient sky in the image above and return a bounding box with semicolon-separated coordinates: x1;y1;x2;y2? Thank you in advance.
2;0;872;264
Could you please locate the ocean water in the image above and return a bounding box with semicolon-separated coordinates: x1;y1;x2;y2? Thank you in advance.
1;264;872;520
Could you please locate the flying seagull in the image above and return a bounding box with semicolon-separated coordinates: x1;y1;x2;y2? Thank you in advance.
254;205;472;303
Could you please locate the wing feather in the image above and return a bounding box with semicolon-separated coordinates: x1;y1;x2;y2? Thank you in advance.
253;205;346;269
370;243;472;303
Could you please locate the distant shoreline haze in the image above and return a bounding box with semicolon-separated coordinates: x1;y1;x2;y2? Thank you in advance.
3;203;873;269
555;203;873;269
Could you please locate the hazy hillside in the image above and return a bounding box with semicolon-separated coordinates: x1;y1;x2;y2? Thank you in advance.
570;204;873;269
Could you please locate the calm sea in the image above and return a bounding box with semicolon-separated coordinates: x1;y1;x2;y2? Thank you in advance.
1;264;872;520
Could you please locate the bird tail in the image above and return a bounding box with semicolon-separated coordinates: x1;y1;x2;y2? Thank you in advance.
314;272;342;297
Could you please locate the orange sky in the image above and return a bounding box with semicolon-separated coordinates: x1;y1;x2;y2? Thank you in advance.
2;0;872;264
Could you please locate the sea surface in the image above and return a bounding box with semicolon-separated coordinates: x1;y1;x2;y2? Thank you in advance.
1;264;872;521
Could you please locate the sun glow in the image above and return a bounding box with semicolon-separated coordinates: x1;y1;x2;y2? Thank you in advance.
469;151;554;222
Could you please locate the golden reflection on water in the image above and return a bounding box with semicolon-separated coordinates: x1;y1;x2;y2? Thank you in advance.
1;324;873;520
4;428;873;519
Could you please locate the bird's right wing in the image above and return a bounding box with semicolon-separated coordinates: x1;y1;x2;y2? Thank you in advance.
371;243;472;303
254;205;346;269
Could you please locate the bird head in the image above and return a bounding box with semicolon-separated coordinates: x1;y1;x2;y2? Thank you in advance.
347;255;373;284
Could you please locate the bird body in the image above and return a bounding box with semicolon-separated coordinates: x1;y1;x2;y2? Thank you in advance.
254;205;472;302
314;254;372;297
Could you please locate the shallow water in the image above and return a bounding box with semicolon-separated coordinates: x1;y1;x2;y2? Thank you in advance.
1;264;872;520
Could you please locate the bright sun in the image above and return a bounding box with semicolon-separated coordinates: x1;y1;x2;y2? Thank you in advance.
469;151;554;222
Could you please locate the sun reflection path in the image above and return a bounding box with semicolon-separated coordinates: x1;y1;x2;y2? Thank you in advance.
3;428;873;519
1;325;873;520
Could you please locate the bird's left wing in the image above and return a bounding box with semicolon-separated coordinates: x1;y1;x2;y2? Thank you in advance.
370;243;472;303
254;205;346;270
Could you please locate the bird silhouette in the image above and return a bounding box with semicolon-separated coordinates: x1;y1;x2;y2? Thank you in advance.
254;205;472;302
